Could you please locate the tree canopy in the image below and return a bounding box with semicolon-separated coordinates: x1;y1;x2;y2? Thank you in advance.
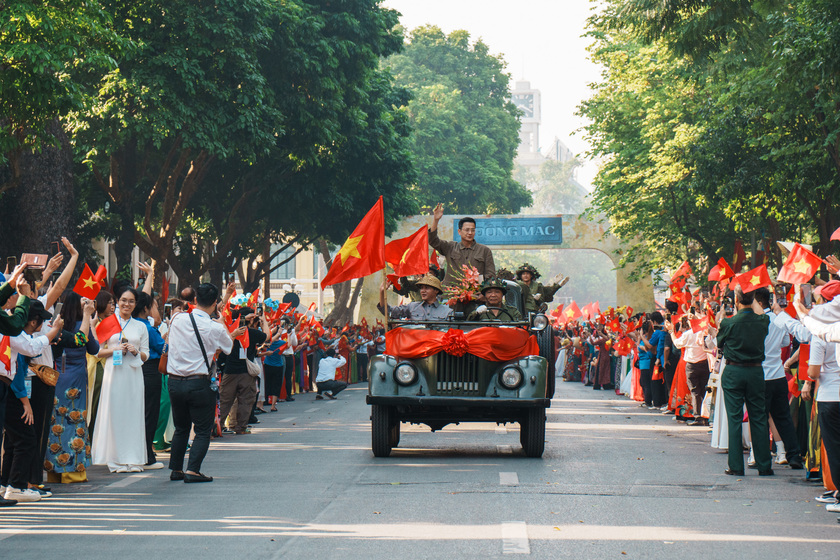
387;25;532;215
579;0;840;279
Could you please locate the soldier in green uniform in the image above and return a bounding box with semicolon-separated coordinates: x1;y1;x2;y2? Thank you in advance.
468;279;523;322
716;285;773;476
516;263;569;314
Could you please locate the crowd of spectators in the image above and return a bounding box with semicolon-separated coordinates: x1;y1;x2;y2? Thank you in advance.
554;280;840;522
0;242;383;505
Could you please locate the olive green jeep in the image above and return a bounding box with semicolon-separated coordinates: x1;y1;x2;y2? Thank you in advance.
367;280;555;458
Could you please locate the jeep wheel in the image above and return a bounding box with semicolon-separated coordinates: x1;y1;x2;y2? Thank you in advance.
520;408;546;458
371;404;393;457
389;418;401;448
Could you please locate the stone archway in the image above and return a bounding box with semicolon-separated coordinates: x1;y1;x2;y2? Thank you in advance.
356;214;654;322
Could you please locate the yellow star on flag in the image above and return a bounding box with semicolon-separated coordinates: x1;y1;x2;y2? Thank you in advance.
565;308;575;317
749;274;761;286
83;277;98;290
337;235;363;265
792;257;812;275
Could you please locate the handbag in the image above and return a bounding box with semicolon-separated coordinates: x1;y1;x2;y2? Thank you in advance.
651;364;663;381
30;364;59;387
246;356;262;378
158;349;169;374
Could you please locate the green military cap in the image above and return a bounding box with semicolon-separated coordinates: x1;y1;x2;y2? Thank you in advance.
516;262;540;280
481;277;508;295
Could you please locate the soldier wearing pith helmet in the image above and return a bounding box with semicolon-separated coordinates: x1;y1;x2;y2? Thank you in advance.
468;278;522;322
516;262;569;314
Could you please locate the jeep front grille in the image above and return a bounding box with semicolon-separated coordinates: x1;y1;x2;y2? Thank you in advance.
435;353;480;396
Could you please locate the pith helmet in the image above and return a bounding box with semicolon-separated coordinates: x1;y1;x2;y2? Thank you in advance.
516;262;540;280
481;277;508;295
416;274;443;293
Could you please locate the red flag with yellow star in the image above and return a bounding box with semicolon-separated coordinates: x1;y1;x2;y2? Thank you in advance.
385;226;429;277
708;257;735;282
777;243;823;285
0;336;10;371
563;301;582;324
73;264;103;299
734;264;772;293
321;197;385;289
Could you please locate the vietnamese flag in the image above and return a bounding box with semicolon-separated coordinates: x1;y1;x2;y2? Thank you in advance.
707;309;718;329
671;260;693;285
591;301;601;318
94;265;108;288
430;249;440;269
733;240;747;271
690;316;710;333
777;243;823;285
96;314;121;343
321;196;385;289
73;264;103;299
247;288;260;308
563;301;582;323
0;336;10;371
228;315;250;348
608;317;621;333
385;225;429;277
734;264;772;293
708;258;735;282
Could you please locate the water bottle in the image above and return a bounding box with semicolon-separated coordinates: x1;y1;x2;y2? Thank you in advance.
210;374;219;392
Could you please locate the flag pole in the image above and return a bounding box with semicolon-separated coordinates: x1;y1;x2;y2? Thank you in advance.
382;264;389;335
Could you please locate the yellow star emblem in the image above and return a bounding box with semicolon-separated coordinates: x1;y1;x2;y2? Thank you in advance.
749;274;761;286
337;235;363;265
792;257;812;275
565;308;575;317
83;277;98;290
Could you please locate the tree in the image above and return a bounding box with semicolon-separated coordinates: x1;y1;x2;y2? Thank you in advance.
517;158;586;215
387;26;532;214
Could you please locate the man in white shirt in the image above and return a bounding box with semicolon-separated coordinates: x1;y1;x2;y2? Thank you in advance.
166;283;236;483
754;287;810;469
670;317;711;426
315;349;347;400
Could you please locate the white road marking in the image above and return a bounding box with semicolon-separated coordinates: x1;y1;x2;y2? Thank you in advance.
499;472;519;486
495;426;507;434
497;445;513;454
305;408;319;413
279;417;297;423
502;521;530;554
106;473;151;488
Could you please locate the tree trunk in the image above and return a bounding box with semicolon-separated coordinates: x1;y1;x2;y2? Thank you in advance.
0;119;76;260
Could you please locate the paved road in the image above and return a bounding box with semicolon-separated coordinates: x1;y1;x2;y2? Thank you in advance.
2;381;839;559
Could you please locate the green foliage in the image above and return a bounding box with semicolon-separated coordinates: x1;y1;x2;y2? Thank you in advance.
0;0;126;178
387;25;531;215
517;159;586;215
579;0;840;278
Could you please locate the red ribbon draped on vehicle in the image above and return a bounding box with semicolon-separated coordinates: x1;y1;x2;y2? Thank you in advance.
385;327;539;362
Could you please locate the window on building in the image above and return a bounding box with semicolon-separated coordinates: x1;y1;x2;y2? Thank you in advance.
270;244;296;280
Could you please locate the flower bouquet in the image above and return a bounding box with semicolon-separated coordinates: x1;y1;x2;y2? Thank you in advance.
443;264;482;306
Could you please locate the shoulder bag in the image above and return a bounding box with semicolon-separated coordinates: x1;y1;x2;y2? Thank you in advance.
188;312;217;378
246;354;262;378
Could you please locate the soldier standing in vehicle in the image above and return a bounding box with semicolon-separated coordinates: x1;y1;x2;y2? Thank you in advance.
516;263;569;314
468;279;522;322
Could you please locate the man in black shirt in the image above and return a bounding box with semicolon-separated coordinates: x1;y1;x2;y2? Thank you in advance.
217;307;268;435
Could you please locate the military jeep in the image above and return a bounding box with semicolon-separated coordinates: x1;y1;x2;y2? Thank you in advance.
367;280;555;458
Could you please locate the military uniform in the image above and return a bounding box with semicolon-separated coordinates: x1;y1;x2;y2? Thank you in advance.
515;263;565;314
716;308;772;474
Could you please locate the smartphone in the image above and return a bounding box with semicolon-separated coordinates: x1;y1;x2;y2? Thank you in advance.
256;303;263;316
802;284;813;308
775;285;788;308
53;302;63;319
50;242;60;258
228;273;236;284
7;256;17;271
164;303;172;321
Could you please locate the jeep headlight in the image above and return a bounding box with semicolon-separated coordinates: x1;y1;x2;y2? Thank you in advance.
499;366;523;389
531;314;549;331
394;362;418;386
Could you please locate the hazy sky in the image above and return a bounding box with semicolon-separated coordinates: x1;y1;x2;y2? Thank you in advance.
382;0;603;190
